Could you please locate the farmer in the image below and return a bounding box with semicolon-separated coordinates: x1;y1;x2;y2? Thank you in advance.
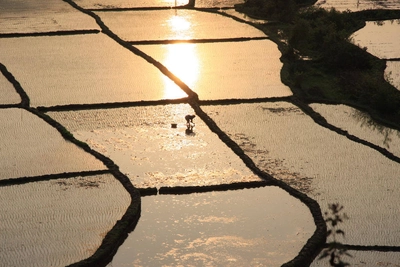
185;114;195;124
185;114;195;133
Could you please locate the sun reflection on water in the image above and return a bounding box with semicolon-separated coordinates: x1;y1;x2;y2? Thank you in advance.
169;15;191;34
169;0;190;7
162;43;200;99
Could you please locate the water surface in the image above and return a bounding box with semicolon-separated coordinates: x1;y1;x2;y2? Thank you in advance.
386;61;400;90
49;104;261;188
315;0;400;11
0;74;21;104
74;0;189;9
311;250;400;266
96;9;266;42
137;40;292;100
107;186;315;267
0;0;99;34
0;34;186;107
74;0;244;8
310;104;400;157
195;0;245;8
203;102;400;247
0;174;130;267
351;21;400;91
0;108;105;180
351;20;400;60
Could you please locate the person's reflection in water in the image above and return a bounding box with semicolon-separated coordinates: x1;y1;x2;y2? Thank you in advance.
185;114;195;135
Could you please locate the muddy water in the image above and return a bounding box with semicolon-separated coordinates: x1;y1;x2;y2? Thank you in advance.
386;61;400;90
0;0;99;34
310;104;400;157
0;74;20;104
351;20;400;60
137;40;292;100
203;102;400;248
107;186;315;267
351;20;400;91
95;9;266;41
74;0;190;8
74;0;244;8
0;174;130;267
0;108;105;179
311;250;400;266
2;0;399;265
49;104;262;188
0;34;186;107
195;0;245;8
314;0;400;11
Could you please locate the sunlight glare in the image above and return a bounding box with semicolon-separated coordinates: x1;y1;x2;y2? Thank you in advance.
162;43;199;99
168;15;191;37
169;0;190;7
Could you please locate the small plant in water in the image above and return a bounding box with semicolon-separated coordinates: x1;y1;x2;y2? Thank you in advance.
319;203;352;266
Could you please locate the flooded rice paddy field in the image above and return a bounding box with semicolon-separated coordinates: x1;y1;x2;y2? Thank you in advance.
95;9;266;41
0;34;186;106
310;250;400;267
203;102;400;246
310;104;400;157
73;0;244;8
107;187;314;267
136;41;292;100
0;0;100;34
352;20;400;60
0;75;20;104
0;174;130;267
386;61;400;90
49;105;262;188
351;20;400;91
1;0;400;266
0;108;105;180
315;0;400;11
74;0;190;8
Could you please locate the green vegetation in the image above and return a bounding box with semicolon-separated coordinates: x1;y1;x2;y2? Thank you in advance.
235;0;400;130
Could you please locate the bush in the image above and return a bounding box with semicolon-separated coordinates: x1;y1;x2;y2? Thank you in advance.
240;0;297;22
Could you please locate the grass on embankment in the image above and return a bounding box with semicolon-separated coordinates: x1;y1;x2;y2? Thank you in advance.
236;1;400;130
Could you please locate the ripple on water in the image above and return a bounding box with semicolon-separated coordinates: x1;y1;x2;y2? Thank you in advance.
74;0;189;9
311;250;400;266
137;40;292;100
0;73;20;105
74;0;243;9
0;34;186;107
95;9;266;42
314;0;400;11
0;174;131;267
195;0;245;8
0;0;99;34
385;61;400;91
203;102;400;247
0;108;105;180
310;104;400;157
107;186;315;267
48;104;262;188
351;21;400;60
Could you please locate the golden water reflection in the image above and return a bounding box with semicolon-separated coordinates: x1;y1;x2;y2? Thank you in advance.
170;0;190;6
163;43;199;99
169;13;191;34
